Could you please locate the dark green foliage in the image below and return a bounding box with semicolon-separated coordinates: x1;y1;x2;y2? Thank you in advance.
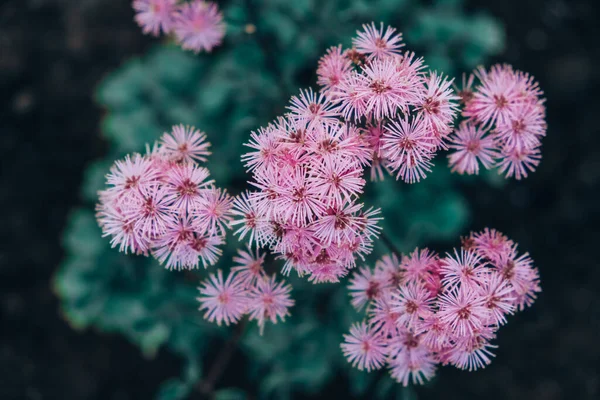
55;0;503;398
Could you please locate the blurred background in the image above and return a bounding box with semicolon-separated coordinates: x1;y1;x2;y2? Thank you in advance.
0;0;598;399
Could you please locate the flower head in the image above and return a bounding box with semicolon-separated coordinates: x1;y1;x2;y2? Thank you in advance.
197;270;247;326
173;1;225;53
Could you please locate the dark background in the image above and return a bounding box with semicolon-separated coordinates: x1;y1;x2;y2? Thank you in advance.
0;0;598;399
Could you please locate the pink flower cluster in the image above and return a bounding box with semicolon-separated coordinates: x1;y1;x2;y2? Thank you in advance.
96;124;234;269
316;23;460;183
448;65;547;179
232;89;382;283
342;228;541;385
132;0;225;53
197;247;294;332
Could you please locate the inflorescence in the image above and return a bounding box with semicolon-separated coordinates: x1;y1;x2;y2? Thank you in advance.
96;124;234;269
133;0;225;53
343;228;541;385
97;20;546;383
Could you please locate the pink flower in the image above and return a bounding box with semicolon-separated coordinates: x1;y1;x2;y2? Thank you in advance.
197;270;247;326
317;45;352;96
391;281;435;329
230;191;267;245
348;266;388;310
160;124;211;163
123;185;175;239
352;22;404;60
231;246;266;289
287;89;340;131
445;328;497;371
478;271;516;326
495;102;546;150
369;293;401;336
193;187;233;236
438;285;488;337
341;322;388;372
496;250;541;311
97;199;149;255
173;1;225;53
439;249;486;290
387;329;437;386
133;0;177;36
247;275;294;333
447;121;497;175
400;247;439;285
471;228;514;264
382;115;434;183
496;142;541;180
106;153;160;195
164;163;213;212
415;72;459;143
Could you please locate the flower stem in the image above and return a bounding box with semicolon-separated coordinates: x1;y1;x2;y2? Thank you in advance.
379;232;402;257
196;318;249;397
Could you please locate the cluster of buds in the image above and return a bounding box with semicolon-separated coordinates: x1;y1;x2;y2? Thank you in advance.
197;247;294;333
448;65;547;179
133;0;225;53
342;228;541;385
96;124;233;269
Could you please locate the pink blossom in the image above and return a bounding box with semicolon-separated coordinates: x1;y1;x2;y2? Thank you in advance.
382;115;434;183
287;89;340;131
447;121;497;175
247;275;295;333
471;228;515;264
133;0;177;36
348;266;388;310
341;322;388;372
392;281;435;329
173;1;225;53
317;45;352;96
352;22;404;60
231;246;266;289
197;270;247;326
164;163;213;211
438;285;488;337
193;187;233;236
415;72;459;143
160;124;211;163
439;249;486;290
496;142;541;180
445;328;497;371
387;329;437;386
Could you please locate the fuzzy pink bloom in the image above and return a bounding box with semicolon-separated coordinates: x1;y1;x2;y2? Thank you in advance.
133;0;177;36
247;275;294;333
106;153;160;195
287;89;340;131
164;163;213;211
387;329;437;386
400;248;439;285
97;199;149;254
317;45;352;96
348;266;388;310
415;72;459;143
439;249;486;290
445;328;497;371
447;121;497;175
392;281;435;329
382;115;434;183
310;160;365;206
230;191;268;245
193;187;233;236
369;293;401;336
123;185;175;239
151;215;197;270
478;271;516;326
471;228;514;264
464;64;526;128
231;246;266;289
173;1;225;53
496;143;541;180
496;250;541;311
341;322;388;372
352;22;404;60
373;253;403;287
160;124;211;163
197;270;247;326
437;286;488;337
495;102;547;150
